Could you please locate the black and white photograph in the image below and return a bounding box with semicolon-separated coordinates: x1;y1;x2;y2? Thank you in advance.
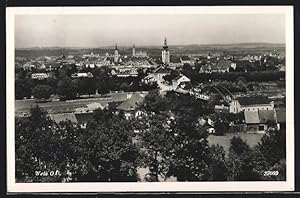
6;6;294;192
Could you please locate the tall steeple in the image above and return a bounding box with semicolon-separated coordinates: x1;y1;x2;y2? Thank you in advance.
163;37;168;50
132;44;136;57
162;37;170;65
114;43;119;62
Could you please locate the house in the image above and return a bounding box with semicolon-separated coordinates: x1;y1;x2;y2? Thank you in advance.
74;102;108;114
244;109;276;133
71;72;94;78
31;73;49;80
50;113;78;124
180;56;192;65
116;93;145;118
199;64;212;73
172;75;191;89
279;65;286;72
75;112;94;128
143;66;171;84
211;60;233;72
111;68;138;77
229;96;274;114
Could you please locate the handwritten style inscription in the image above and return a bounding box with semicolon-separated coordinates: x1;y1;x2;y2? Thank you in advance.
35;170;61;177
263;171;279;176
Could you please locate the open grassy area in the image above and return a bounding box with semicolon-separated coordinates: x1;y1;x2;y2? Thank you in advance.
207;133;264;154
15;92;131;114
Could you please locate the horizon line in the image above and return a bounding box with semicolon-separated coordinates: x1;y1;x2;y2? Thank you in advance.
15;42;286;50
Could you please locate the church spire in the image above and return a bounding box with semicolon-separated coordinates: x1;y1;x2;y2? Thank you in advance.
115;43;118;50
163;37;168;50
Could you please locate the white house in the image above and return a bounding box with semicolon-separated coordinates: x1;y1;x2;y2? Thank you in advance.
229;96;274;114
172;75;191;89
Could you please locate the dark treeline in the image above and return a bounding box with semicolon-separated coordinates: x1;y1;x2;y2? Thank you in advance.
15;66;158;100
16;91;286;182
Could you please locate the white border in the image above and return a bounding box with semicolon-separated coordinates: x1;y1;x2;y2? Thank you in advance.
6;6;294;192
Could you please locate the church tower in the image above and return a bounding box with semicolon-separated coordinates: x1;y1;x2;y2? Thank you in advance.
161;37;170;65
132;44;136;57
114;43;119;62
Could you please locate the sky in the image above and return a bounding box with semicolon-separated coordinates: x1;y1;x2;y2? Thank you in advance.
15;14;285;48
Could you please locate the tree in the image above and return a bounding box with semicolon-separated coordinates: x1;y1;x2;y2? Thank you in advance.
167;116;211;181
78;78;97;96
252;128;286;180
214;120;229;136
56;77;78;100
140;90;169;114
207;145;227;181
32;84;53;99
226;136;259;181
15;79;26;99
77;109;140;182
137;114;175;181
16;106;63;182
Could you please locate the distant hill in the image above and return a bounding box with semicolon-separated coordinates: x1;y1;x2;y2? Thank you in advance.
15;43;285;58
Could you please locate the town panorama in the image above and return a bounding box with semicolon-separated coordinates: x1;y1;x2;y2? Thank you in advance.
15;38;286;182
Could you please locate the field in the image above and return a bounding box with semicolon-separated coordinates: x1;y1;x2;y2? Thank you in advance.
207;133;264;154
15;92;134;114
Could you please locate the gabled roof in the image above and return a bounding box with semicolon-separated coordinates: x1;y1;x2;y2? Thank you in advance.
153;66;171;74
172;74;191;82
50;113;78;123
258;110;276;123
117;93;144;111
213;60;232;70
236;96;270;106
279;65;286;72
75;112;94;124
87;102;108;111
244;111;260;124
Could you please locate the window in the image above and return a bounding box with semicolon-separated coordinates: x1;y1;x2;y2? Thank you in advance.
259;125;265;131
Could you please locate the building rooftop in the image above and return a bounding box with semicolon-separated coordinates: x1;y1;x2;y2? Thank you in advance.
75;112;94;124
117;93;144;111
212;60;232;70
153;66;171;74
236;96;271;106
244;111;260;124
258;110;276;123
50;113;78;124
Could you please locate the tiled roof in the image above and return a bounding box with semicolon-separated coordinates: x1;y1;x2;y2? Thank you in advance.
258;110;276;123
244;111;260;124
117;93;144;111
236;96;270;106
50;113;78;123
211;60;232;70
153;66;171;74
